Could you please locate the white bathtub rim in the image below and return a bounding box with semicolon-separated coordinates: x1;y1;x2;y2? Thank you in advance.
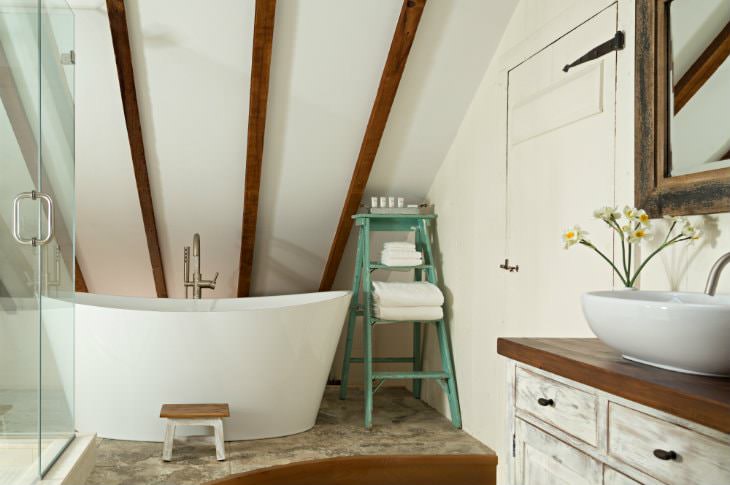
74;290;351;313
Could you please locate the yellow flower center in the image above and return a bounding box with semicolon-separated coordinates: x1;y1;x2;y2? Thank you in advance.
635;230;645;237
566;231;575;239
640;214;649;223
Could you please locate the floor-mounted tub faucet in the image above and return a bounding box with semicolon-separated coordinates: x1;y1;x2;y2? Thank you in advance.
184;233;218;299
705;252;730;296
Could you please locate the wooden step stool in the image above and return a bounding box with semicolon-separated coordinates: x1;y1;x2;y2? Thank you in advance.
160;403;229;461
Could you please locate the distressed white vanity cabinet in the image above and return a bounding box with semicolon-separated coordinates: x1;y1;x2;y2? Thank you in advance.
498;338;730;485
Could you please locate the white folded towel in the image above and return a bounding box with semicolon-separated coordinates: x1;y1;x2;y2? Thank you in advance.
381;256;423;267
372;281;444;307
381;248;422;258
383;241;415;250
374;305;443;321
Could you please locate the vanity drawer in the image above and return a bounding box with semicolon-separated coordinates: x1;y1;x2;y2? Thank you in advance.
603;467;641;485
608;403;730;485
515;367;598;445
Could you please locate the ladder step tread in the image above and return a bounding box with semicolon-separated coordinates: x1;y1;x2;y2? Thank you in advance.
351;307;443;324
372;371;449;380
370;317;442;324
369;262;434;270
350;357;415;363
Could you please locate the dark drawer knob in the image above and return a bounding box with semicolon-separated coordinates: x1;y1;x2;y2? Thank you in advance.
537;398;554;407
653;449;677;461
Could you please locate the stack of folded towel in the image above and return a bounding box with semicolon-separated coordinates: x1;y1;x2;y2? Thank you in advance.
372;281;444;321
380;241;423;267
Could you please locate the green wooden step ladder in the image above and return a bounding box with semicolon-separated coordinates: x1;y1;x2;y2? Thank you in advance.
339;213;462;429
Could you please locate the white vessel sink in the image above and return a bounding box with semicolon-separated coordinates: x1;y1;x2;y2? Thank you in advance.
581;291;730;377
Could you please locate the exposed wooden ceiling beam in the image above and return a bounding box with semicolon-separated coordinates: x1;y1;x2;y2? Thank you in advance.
237;0;277;297
107;0;168;297
674;21;730;114
76;260;89;293
319;0;427;291
0;41;86;291
720;148;730;163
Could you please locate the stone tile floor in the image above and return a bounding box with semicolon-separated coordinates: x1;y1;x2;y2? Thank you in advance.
85;387;492;485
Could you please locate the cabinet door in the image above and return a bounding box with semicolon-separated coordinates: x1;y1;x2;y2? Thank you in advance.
515;419;602;485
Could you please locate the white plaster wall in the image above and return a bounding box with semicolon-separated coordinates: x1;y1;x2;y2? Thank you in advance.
328;0;518;387
251;0;403;296
68;1;519;299
365;0;519;201
74;8;156;297
670;0;730;80
672;59;730;174
125;0;254;298
419;0;730;481
670;0;730;174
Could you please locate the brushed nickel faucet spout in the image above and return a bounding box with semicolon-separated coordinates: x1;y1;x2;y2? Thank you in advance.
184;233;218;299
705;252;730;296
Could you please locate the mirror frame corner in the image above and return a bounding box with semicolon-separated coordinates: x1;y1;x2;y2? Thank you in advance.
634;0;730;218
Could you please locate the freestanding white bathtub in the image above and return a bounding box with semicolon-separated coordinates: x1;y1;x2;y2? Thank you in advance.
75;291;351;442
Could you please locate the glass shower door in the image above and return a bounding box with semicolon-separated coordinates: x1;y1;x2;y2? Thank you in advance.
0;1;43;483
38;0;75;475
0;0;75;480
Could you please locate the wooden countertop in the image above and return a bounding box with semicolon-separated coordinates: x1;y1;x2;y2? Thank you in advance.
497;338;730;434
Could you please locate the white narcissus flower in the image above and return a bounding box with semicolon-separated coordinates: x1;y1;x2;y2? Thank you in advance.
636;209;651;226
562;226;587;249
628;227;652;243
663;215;687;225
682;223;702;240
593;206;621;221
623;206;639;221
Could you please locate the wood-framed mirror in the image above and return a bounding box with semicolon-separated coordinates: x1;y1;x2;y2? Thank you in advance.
635;0;730;217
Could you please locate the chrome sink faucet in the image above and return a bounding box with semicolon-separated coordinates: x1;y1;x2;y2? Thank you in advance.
705;252;730;296
184;233;218;299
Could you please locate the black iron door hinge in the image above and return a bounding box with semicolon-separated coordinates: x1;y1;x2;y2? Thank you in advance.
563;31;625;72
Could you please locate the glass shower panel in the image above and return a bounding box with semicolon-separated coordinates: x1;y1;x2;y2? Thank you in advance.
0;1;42;483
39;0;75;476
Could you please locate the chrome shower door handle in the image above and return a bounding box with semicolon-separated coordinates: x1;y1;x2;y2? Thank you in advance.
12;190;55;246
12;191;33;245
35;191;54;246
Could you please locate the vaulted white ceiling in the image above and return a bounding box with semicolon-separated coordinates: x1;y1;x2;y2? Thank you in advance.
71;0;517;298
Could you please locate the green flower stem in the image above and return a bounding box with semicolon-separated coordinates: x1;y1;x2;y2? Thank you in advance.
628;235;687;287
627;239;632;282
663;221;677;244
606;219;629;280
580;240;629;287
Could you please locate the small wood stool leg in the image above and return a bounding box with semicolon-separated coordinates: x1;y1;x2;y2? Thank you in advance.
213;418;226;461
162;419;176;461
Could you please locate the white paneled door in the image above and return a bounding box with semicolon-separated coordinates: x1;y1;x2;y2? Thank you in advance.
505;5;618;338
